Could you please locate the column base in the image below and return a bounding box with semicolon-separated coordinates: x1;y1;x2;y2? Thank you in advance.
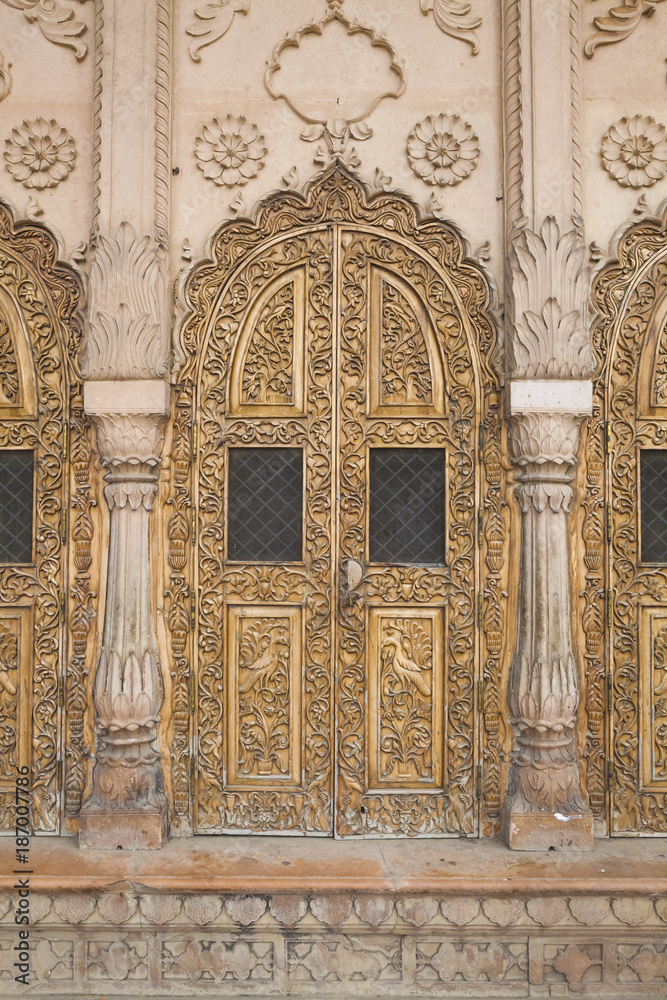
78;807;168;850
503;805;594;851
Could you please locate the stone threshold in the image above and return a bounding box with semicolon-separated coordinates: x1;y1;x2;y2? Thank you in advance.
2;833;666;894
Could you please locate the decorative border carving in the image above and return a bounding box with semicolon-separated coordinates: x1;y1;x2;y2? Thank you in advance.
1;888;667;994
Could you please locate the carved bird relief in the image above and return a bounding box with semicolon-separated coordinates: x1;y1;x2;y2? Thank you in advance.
381;623;432;696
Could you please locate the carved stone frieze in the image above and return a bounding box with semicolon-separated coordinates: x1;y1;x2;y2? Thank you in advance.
0;0;89;60
601;115;667;189
2;887;667;995
4;118;76;190
83;223;169;381
507;218;593;380
407;113;479;187
194;115;266;188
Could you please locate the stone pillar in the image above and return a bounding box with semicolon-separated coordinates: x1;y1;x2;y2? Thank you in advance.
79;384;170;849
503;387;593;850
78;0;172;847
501;0;595;848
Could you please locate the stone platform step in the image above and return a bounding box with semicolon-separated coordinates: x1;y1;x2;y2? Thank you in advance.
0;836;666;997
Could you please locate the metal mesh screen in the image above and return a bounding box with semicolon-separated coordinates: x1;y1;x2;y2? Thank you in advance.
228;448;303;562
641;449;667;563
369;448;446;565
0;450;33;564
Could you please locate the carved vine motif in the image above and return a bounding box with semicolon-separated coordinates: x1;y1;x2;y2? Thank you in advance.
0;618;18;828
652;625;667;779
420;0;481;54
0;0;89;60
0;313;19;403
380;281;432;404
591;204;667;832
186;0;249;63
0;200;85;832
237;617;290;776
584;0;666;59
174;165;501;837
379;619;434;781
242;282;294;404
654;319;667;404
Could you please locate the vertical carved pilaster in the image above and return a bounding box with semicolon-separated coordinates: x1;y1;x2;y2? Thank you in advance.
79;405;169;848
503;409;593;850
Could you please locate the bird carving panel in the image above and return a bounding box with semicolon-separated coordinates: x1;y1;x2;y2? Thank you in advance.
226;607;301;787
368;610;443;790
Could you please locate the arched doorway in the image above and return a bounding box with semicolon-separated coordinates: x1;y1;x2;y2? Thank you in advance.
588;206;667;834
167;166;505;837
0;201;96;834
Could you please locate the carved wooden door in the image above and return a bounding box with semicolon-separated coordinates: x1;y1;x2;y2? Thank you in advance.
182;171;496;837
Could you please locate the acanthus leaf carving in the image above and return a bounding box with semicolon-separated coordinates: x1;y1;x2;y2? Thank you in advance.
186;0;250;63
420;0;481;55
84;223;169;381
507;217;593;380
0;0;89;60
0;51;11;103
584;0;665;59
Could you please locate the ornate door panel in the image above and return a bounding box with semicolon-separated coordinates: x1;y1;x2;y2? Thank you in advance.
193;227;335;834
590;212;667;833
335;230;477;837
176;168;502;837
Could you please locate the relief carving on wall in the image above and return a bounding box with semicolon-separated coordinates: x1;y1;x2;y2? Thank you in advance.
194;115;266;188
584;0;666;58
0;52;11;103
407;114;480;187
186;0;250;62
0;618;19;828
264;3;405;166
601;115;667;189
0;0;89;60
420;0;481;53
4;118;76;190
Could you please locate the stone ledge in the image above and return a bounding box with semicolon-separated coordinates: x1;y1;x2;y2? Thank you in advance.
2;834;666;894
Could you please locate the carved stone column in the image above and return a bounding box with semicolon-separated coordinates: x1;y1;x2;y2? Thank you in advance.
79;385;170;849
79;0;172;847
503;399;593;850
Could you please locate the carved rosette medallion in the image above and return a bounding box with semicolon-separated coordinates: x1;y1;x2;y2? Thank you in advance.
194;115;266;188
601;115;667;189
4;118;76;189
407;114;480;187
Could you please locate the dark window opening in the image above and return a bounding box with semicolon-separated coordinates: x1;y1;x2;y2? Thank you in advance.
641;449;667;563
369;448;446;565
0;450;34;564
227;447;303;562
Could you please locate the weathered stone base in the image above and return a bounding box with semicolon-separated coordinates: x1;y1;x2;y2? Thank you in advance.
503;808;595;851
78;808;168;850
1;837;666;997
